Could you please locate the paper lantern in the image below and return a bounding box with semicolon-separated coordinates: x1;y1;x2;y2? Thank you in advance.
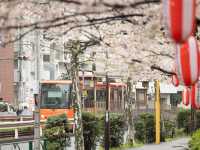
163;0;196;43
182;87;190;106
191;81;200;109
176;36;200;86
171;64;179;87
172;74;179;87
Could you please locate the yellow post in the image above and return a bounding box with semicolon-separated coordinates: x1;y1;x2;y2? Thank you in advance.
155;80;160;144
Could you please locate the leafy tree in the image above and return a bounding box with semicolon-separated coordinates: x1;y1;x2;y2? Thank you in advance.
64;39;98;150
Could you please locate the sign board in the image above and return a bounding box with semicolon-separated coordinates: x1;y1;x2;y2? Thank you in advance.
82;90;88;97
48;91;62;98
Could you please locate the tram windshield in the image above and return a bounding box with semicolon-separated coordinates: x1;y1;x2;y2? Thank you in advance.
40;83;72;109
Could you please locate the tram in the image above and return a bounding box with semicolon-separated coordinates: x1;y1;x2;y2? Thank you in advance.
40;80;74;120
39;79;126;119
83;81;126;113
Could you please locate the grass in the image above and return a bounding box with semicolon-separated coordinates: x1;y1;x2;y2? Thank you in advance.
0;127;32;132
98;143;144;150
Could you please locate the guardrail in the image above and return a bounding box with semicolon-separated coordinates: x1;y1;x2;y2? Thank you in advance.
0;115;33;122
0;118;75;150
0;118;74;140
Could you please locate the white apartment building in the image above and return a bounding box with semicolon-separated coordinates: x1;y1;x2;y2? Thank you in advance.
13;30;68;110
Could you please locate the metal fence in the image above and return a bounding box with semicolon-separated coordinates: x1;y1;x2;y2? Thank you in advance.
0;137;75;150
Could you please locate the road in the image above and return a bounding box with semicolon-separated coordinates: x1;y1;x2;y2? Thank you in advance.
129;138;190;150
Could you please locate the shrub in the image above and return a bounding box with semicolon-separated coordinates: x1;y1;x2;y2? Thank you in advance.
177;110;190;134
101;113;126;148
189;129;200;150
109;114;126;147
195;111;200;129
44;114;70;150
82;112;102;150
134;113;155;143
134;120;144;142
163;120;175;138
175;128;185;137
0;103;7;112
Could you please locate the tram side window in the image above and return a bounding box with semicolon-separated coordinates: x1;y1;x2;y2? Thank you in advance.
85;89;94;101
96;89;106;101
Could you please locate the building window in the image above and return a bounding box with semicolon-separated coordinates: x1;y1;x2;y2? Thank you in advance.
14;52;19;69
160;97;167;105
50;43;55;62
0;34;4;48
14;59;18;69
56;50;61;60
43;55;50;62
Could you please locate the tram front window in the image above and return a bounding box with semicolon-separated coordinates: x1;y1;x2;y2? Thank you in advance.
40;84;71;108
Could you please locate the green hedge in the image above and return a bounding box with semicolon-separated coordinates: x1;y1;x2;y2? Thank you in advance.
44;114;70;150
177;110;190;134
134;113;175;143
99;113;126;148
163;120;175;138
82;112;102;150
109;114;126;147
177;110;200;135
134;113;155;143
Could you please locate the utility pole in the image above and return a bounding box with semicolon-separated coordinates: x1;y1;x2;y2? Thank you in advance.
82;70;85;110
18;25;23;108
104;48;110;150
34;94;40;150
35;30;40;83
93;73;96;114
105;74;110;150
34;30;40;150
155;80;160;144
92;53;96;114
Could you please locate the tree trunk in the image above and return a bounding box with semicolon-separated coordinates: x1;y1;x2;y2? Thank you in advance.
125;77;135;145
72;65;84;150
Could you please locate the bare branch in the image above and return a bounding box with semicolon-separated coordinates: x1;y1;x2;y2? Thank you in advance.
3;27;36;46
151;64;175;76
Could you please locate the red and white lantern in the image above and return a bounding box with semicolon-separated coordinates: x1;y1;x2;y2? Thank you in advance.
163;0;196;43
176;36;200;86
171;64;179;87
191;81;200;109
172;74;179;87
182;87;190;106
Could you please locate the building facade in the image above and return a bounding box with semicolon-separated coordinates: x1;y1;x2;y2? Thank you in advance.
0;33;14;104
13;30;68;109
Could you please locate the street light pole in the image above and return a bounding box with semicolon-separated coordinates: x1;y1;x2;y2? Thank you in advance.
105;73;110;150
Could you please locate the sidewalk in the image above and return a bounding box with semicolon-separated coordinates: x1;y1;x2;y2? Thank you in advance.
128;137;190;150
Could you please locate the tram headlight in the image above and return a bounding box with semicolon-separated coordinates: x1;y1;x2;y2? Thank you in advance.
41;115;45;119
